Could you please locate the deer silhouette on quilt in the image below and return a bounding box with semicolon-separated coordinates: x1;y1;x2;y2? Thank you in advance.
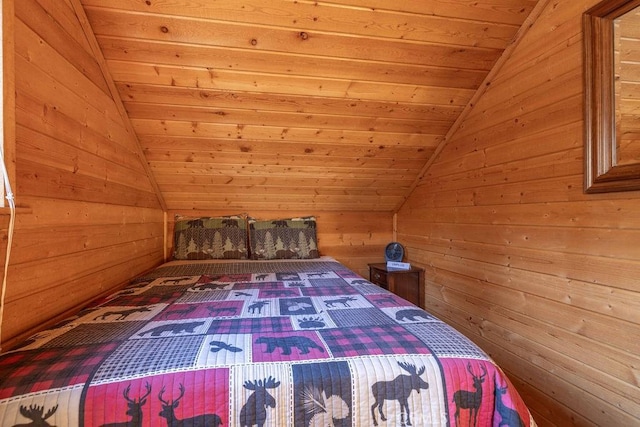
453;363;488;427
495;375;525;427
99;382;151;427
240;376;281;427
158;383;222;427
370;361;430;426
12;404;58;427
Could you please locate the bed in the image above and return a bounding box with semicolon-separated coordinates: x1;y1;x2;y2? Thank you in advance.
0;216;536;426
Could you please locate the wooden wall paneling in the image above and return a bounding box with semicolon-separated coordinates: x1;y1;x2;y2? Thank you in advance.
69;0;167;210
507;372;582;426
16;158;160;208
3;0;16;192
403;227;640;293
449;77;583;152
96;36;488;89
14;50;134;155
418;147;583;197
0;216;9;255
117;83;463;124
161;194;403;209
454;79;582;149
493;1;586;84
425;25;582;159
106;60;476;106
153;173;414;192
127;107;450;136
147;164;419;179
316;0;538;25
11;221;161;265
126;89;437;212
15;197;161;227
33;0;95;56
482;122;583;168
400;221;640;264
168;190;400;209
0;0;16;348
130;118;439;148
397;0;640;426
400;197;640;230
84;7;502;70
129;95;433;212
396;0;552;212
16;93;153;174
412;246;638;426
140;136;432;160
2;0;165;347
8;234;161;305
16;0;109;94
430;95;584;177
82;0;525;49
2;195;163;344
142;150;427;170
421;251;640;358
0;215;10;324
15;0;160;201
2;236;161;348
162;201;402;215
74;0;539;216
17;124;153;193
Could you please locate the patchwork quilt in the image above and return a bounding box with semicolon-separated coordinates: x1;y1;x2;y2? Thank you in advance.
0;258;536;426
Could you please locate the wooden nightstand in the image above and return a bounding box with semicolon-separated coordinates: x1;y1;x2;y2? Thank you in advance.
368;263;425;309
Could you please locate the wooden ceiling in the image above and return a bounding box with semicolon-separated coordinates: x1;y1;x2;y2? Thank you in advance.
78;0;540;212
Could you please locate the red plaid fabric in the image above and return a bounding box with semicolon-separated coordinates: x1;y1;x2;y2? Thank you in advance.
0;343;117;399
320;325;431;357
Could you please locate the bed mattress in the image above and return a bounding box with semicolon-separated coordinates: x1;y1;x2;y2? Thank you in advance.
0;257;536;426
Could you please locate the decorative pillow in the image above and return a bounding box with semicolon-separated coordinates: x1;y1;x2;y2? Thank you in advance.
248;216;319;260
173;215;248;260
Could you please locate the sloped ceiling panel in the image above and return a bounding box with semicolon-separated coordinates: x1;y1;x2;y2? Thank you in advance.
80;0;538;211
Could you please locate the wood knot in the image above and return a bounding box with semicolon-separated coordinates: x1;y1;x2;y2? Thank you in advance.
250;38;258;46
160;26;169;33
299;31;309;40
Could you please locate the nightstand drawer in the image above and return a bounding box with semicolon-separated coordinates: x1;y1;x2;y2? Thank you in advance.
370;269;388;287
368;263;425;309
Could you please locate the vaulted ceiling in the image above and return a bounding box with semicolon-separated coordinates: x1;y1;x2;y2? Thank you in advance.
78;0;541;212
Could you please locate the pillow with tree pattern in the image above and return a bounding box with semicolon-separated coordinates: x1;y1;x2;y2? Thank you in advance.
248;216;319;260
174;215;248;260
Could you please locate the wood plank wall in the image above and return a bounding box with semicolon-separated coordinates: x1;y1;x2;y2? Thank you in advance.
397;1;640;426
1;0;164;349
167;210;393;278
